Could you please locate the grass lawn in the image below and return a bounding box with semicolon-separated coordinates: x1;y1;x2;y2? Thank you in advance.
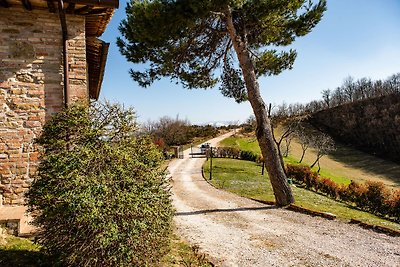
0;230;212;267
203;158;400;232
220;135;400;189
0;231;45;267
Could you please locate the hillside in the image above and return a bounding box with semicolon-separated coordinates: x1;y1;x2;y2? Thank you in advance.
308;93;400;163
221;134;400;189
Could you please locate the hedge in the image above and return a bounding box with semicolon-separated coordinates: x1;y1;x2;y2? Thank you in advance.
286;164;400;222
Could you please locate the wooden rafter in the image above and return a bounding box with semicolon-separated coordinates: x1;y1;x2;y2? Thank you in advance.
65;2;75;13
0;0;9;8
46;0;56;12
63;0;118;8
87;8;108;15
74;5;93;14
21;0;32;10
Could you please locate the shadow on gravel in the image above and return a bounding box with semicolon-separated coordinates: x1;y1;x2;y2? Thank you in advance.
175;206;277;216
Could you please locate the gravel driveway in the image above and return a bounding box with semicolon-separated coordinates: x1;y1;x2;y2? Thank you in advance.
169;132;400;267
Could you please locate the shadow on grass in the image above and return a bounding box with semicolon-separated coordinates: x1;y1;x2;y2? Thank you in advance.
175;206;277;216
0;249;50;267
329;143;400;186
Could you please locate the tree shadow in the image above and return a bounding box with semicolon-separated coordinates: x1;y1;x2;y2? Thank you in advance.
329;143;400;186
175;206;277;216
0;249;50;267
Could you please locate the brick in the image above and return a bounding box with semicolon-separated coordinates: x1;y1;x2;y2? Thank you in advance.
0;7;88;205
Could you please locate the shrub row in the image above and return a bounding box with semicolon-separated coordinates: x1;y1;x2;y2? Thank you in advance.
213;147;262;163
286;164;400;222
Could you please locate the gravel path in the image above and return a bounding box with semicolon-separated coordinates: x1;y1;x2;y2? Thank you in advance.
169;132;400;267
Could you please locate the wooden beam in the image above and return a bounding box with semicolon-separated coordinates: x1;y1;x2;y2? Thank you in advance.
21;0;32;10
74;5;93;14
0;0;10;8
86;8;108;15
63;0;118;8
65;2;75;14
47;0;56;12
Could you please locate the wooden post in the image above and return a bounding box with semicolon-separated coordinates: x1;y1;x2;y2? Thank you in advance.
191;144;193;158
261;161;265;175
209;147;213;180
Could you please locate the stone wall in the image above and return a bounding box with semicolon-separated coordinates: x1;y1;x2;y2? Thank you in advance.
0;7;88;205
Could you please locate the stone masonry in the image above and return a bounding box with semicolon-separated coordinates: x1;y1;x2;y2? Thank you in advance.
0;7;88;205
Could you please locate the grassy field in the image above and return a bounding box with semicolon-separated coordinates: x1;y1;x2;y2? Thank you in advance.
203;158;400;231
220;134;400;189
0;230;212;267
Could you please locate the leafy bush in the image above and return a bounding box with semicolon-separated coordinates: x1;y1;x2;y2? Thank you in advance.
286;164;399;222
214;147;240;159
387;190;400;221
26;102;173;266
286;165;317;189
239;150;259;162
364;181;390;214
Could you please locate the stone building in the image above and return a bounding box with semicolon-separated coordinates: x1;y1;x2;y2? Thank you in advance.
0;0;118;210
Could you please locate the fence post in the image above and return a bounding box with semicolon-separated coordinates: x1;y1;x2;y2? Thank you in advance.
261;161;265;175
209;147;213;180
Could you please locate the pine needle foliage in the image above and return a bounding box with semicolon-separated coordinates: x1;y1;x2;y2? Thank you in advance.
118;0;327;206
26;102;173;266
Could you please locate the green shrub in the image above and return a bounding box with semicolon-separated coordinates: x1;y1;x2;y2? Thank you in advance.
239;150;259;162
214;147;240;158
26;102;173;266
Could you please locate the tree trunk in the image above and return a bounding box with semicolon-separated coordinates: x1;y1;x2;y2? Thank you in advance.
299;150;306;163
310;156;320;168
225;7;294;206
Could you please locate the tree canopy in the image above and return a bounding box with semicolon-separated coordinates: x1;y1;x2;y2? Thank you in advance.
118;0;326;102
118;0;326;206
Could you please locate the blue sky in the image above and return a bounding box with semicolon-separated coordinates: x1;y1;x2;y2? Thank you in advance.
100;0;400;125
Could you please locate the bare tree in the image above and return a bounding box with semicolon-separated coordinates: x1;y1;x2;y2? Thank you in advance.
321;89;331;108
309;133;335;173
269;106;304;171
282;135;294;157
295;125;312;163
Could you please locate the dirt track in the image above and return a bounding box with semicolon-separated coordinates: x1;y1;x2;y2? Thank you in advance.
169;132;400;267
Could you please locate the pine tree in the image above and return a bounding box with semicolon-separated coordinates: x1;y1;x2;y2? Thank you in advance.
118;0;327;206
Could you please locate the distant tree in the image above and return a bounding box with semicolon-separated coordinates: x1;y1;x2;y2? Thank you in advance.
269;104;304;172
241;115;256;133
118;0;327;206
316;73;400;111
294;123;312;163
386;73;400;94
309;132;335;172
342;76;355;102
282;135;294;157
321;89;331;108
144;116;190;147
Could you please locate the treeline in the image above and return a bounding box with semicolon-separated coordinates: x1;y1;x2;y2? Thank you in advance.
273;73;400;116
270;73;400;163
141;116;237;148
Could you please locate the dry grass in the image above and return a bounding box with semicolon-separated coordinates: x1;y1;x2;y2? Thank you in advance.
288;138;400;189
